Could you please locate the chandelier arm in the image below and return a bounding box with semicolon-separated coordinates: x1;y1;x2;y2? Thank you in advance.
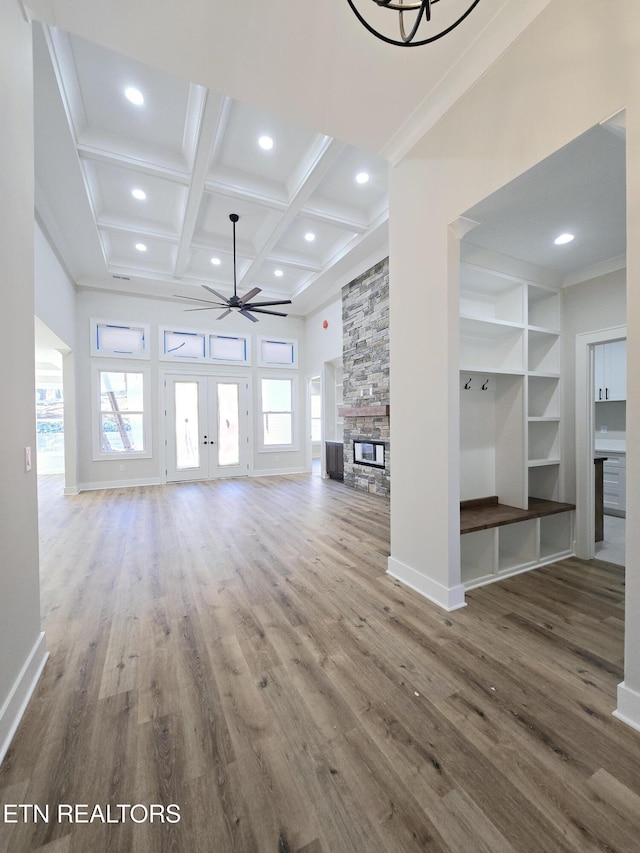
346;0;481;47
400;0;430;43
375;0;441;8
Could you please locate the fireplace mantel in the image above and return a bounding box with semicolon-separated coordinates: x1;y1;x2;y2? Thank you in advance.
338;405;389;418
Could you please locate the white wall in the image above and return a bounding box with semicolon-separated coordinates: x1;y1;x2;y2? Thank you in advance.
75;289;307;488
34;220;76;350
304;297;343;375
0;7;47;763
389;0;640;722
562;269;626;503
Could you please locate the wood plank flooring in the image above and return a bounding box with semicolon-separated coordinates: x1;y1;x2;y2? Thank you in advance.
1;473;638;852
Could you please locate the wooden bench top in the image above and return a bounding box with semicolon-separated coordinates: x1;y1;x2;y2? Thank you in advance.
460;495;575;534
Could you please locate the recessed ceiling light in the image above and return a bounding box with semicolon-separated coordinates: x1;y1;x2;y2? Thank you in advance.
210;257;221;266
304;232;316;242
258;135;274;150
135;243;147;252
131;188;146;200
274;269;284;277
124;87;144;106
355;172;370;184
554;232;575;245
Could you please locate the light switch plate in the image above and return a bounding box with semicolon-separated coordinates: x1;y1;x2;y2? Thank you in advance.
25;446;32;472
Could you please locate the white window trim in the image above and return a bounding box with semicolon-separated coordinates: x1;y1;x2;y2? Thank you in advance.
258;373;299;452
209;331;252;366
91;361;152;460
257;336;298;369
91;318;150;360
159;326;252;365
159;327;208;362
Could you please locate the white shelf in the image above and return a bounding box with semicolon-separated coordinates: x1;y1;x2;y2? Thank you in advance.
528;285;560;329
528;419;559;462
528;329;560;373
498;520;537;573
460;317;525;374
528;323;561;335
461;529;496;583
459;263;572;589
461;512;574;589
528;375;560;418
460;265;525;324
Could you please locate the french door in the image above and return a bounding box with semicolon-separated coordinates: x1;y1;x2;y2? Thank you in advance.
165;374;249;482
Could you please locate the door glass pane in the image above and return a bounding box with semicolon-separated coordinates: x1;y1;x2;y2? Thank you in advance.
175;382;200;469
217;383;240;467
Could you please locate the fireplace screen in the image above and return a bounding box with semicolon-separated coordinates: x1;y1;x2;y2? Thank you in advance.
353;440;385;468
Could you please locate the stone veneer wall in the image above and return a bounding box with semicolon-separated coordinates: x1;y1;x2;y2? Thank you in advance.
342;257;390;497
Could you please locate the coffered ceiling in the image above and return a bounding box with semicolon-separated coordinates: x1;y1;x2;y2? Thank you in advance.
34;25;390;315
31;1;625;320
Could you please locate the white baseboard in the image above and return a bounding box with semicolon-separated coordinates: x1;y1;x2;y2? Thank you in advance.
63;486;79;495
77;477;162;493
0;632;48;767
250;467;307;477
387;556;467;612
613;681;640;732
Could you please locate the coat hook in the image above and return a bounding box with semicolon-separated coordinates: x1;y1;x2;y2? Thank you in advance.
481;379;489;390
464;377;472;390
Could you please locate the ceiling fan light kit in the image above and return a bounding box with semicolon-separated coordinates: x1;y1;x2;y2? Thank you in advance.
175;214;292;322
346;0;482;47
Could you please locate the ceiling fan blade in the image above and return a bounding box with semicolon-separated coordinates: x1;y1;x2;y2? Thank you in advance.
174;294;225;306
244;299;292;308
240;309;259;323
217;309;232;320
239;286;261;303
202;285;230;302
245;307;289;317
185;306;218;311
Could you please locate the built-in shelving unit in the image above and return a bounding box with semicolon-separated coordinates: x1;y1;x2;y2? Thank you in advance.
459;260;573;588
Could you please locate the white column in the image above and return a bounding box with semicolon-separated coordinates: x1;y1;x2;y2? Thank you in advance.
386;159;465;611
615;108;640;730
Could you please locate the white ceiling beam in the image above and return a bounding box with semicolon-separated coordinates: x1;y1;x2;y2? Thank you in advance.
173;93;232;278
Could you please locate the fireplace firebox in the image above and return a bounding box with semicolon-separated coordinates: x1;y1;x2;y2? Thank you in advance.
353;440;385;469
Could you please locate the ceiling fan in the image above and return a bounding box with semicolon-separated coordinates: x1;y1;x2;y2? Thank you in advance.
175;213;292;323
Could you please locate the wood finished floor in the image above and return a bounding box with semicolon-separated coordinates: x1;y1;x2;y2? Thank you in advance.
1;473;638;852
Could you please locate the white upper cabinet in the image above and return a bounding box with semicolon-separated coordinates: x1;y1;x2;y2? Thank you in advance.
594;339;626;402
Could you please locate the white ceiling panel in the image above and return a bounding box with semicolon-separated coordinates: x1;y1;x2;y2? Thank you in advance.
212;100;319;190
67;33;193;155
305;145;388;225
84;160;188;236
250;261;312;296
272;216;356;267
193;193;277;251
103;231;178;275
183;247;251;288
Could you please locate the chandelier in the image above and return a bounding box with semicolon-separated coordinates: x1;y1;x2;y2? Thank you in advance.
346;0;481;47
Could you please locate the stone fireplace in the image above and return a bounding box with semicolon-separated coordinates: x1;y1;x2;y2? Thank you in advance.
340;257;390;497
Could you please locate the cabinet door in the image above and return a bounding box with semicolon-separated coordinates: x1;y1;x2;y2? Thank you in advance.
603;456;625;511
605;339;626;401
594;344;606;401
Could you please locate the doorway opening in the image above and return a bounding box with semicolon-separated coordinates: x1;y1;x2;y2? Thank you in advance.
309;375;321;476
